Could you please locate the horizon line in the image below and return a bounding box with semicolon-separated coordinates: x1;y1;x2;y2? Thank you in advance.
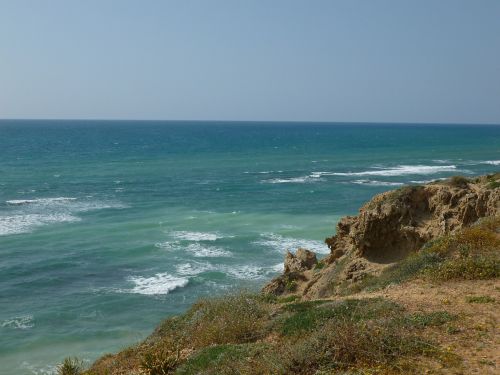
0;118;499;126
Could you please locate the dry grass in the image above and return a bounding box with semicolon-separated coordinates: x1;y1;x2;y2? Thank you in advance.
183;292;270;347
80;294;459;375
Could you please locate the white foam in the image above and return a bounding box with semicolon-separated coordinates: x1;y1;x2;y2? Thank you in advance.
176;261;216;276
313;165;458;177
481;160;500;165
1;314;34;329
171;231;224;241
224;265;267;280
127;273;188;295
154;241;180;251
271;263;284;272
409;178;447;184
0;197;126;236
432;159;451;164
0;214;80;236
21;362;58;375
351;180;404;187
185;243;232;257
263;175;321;184
174;261;276;280
6;197;77;205
255;233;330;254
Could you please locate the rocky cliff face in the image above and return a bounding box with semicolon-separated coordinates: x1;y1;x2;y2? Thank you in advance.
264;174;500;299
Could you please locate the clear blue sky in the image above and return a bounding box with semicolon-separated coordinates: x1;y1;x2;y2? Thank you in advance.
1;0;499;123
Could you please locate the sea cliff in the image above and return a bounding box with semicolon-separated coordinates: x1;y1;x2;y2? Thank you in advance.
61;174;499;375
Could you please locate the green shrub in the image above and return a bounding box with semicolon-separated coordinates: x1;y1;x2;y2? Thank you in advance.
277;295;299;303
175;343;284;375
175;344;245;374
403;311;456;328
466;295;495;303
57;357;84;375
279;317;438;373
185;292;269;347
446;176;470;188
425;255;499;281
141;346;179;375
488;181;500;189
280;298;401;336
314;260;326;270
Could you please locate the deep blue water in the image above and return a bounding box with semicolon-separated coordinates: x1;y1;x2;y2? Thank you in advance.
0;120;499;374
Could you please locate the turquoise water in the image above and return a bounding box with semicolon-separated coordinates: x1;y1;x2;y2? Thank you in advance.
0;121;499;374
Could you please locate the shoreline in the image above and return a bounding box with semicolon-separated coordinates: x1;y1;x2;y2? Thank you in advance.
67;173;499;374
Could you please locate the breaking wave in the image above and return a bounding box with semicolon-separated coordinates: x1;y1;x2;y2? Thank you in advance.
1;314;34;329
0;214;80;236
126;273;188;295
312;165;459;177
351;180;404;187
0;197;127;236
255;233;330;254
170;231;227;241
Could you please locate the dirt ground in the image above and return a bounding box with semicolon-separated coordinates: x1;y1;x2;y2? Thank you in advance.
347;279;499;374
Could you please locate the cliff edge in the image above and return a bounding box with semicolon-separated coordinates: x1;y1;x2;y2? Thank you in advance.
263;174;500;299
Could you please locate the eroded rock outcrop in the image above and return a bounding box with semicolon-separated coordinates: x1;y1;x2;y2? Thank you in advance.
263;248;316;295
263;174;500;299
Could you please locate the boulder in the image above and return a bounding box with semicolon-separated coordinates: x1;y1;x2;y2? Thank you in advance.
284;248;317;273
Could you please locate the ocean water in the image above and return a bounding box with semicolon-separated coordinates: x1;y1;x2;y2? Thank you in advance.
0;120;499;374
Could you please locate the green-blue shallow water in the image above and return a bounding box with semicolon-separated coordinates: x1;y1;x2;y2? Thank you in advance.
0;120;499;374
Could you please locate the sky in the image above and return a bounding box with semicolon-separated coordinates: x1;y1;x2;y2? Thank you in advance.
0;0;499;124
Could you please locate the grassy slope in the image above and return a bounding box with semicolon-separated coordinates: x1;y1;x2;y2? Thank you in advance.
59;217;499;375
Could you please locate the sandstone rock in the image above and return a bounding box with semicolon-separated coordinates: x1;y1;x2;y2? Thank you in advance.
284;248;317;273
263;175;500;299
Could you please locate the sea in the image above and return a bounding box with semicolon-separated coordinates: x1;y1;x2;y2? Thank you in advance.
0;120;499;374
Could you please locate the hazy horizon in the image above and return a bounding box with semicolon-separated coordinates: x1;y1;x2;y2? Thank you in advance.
1;0;499;124
1;119;500;126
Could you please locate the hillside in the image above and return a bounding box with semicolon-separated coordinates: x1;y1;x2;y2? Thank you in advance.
59;174;499;375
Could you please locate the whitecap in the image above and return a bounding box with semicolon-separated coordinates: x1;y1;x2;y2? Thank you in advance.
313;165;458;177
127;273;188;295
255;233;330;254
171;231;225;241
176;261;216;276
481;160;500;165
185;243;232;257
409;178;447;184
432;159;451;164
154;241;180;251
0;213;80;236
20;362;58;375
1;314;34;329
224;265;267;280
262;175;321;184
271;263;284;272
351;180;404;187
1;197;127;236
6;197;77;205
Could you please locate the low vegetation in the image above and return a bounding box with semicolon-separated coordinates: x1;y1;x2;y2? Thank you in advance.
61;293;463;375
485;173;500;189
465;295;495;304
57;357;85;375
445;175;470;188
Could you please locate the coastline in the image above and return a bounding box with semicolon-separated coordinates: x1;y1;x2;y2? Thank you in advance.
71;173;499;374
